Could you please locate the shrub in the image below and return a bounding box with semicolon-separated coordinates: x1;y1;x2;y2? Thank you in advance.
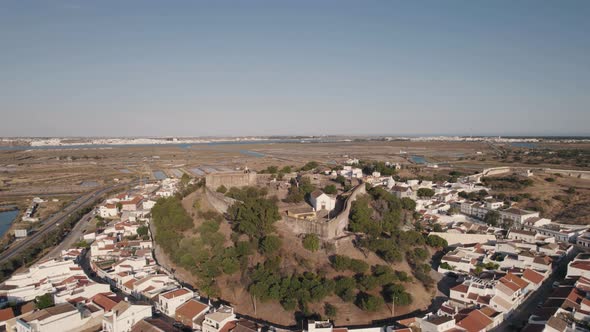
357;293;384;312
323;184;337;195
426;234;448;248
324;303;337;319
216;185;228;193
382;283;412;305
36;293;54;309
259;235;282;256
302;234;320;252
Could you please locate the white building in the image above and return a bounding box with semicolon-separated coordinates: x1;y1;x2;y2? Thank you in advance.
14;229;28;238
307;320;333;332
420;315;456;332
102;302;152;332
309;190;336;212
0;259;86;304
202;307;236;332
507;229;537;243
157;288;194;317
500;208;540;226
99;204;119;218
16;303;85;332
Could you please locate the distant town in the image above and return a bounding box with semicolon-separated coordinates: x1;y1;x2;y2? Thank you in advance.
1;145;589;332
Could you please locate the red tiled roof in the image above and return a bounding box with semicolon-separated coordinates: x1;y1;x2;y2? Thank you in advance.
456;309;493;332
451;284;469;293
0;307;15;322
523;269;545;285
219;321;237;332
501;273;529;290
570;261;590;271
162;288;190;299
92;293;122;312
175;299;209;320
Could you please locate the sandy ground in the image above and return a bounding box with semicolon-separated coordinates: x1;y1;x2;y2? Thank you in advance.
489;172;590;224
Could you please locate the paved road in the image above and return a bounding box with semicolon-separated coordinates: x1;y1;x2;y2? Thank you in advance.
0;180;146;263
44;209;95;259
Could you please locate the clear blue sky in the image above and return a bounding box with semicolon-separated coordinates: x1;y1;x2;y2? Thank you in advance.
1;0;589;137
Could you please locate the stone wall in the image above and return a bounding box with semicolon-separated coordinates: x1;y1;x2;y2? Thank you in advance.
204;187;238;213
205;171;257;190
280;183;367;240
543;168;590;180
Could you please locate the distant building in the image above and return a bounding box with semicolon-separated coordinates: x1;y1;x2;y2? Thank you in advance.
99;204;119;218
391;186;415;200
500;208;540;226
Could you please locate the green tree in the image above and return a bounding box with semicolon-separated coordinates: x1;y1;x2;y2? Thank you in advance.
36;293;54;309
335;175;346;186
382;283;412;305
284;186;305;203
228;191;281;238
324;303;337;319
302;234;320;252
216;185;228;194
259;235;282;256
181;173;191;187
137;225;149;237
357;293;384;312
323;184;337;195
417;188;435;198
334;277;356;302
400;197;416;210
426;234;448;248
301;161;319;171
280;166;292;174
484;210;500;226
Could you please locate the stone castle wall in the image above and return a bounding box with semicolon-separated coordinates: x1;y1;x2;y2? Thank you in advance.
280;183;367;240
204;187;238;213
205;171;257;190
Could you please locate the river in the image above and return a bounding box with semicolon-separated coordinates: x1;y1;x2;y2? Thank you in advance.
0;209;19;238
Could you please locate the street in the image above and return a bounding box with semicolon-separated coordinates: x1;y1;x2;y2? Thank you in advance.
0;179;151;263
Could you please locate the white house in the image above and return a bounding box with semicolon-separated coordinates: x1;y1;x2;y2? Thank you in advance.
309;190;336;212
120;196;143;211
99;204;119;218
507;229;537;243
16;303;85;332
175;299;210;330
420;315;456;332
500;208;540;226
14;229;28;238
391;186;415;200
157;288;194;317
142;200;156;211
102;302;152;332
202;307;236;332
0;259;86;304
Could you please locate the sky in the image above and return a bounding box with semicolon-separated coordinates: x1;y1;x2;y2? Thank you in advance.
0;1;589;137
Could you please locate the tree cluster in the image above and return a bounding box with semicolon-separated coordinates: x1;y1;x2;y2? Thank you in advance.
226;187;281;239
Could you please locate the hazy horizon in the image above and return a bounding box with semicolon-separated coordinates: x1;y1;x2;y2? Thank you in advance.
1;1;589;137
